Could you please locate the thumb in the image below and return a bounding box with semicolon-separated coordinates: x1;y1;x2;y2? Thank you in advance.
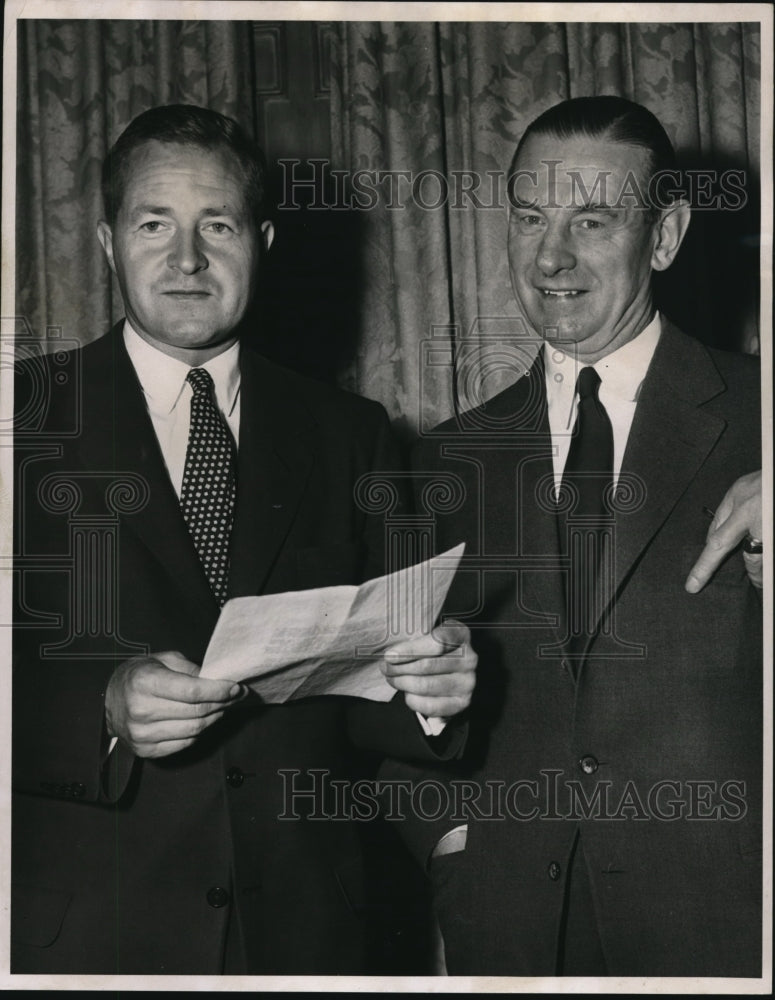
155;650;201;676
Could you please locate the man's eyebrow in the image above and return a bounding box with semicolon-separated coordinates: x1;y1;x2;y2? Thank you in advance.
511;197;541;210
200;206;240;218
128;204;242;219
129;204;171;218
573;201;619;214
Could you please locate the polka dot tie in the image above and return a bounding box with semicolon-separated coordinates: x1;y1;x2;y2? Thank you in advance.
180;367;237;605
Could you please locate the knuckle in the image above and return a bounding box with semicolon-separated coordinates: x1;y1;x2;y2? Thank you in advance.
129;720;151;740
132;703;152;724
130;734;153;756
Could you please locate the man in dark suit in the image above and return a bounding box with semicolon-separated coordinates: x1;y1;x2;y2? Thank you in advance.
390;96;763;977
11;104;476;975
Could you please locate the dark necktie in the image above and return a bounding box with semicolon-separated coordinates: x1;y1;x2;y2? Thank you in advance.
180;367;237;605
560;366;614;655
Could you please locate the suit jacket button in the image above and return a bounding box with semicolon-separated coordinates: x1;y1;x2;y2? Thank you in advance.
207;886;230;908
72;782;86;798
226;767;245;788
579;755;599;775
548;862;562;881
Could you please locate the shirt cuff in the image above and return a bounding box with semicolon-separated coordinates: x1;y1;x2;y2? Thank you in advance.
416;712;447;737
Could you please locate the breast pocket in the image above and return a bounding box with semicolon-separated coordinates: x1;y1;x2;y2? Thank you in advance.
295;542;364;589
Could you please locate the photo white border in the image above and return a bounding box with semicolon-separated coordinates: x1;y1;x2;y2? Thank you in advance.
1;1;771;993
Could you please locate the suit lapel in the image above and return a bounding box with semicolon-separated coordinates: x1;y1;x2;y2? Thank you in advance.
486;355;566;648
518;361;566;643
609;321;727;605
74;328;218;623
530;323;727;669
76;332;317;613
74;323;722;649
227;349;315;598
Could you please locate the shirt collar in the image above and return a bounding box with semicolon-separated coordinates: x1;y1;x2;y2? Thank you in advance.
543;312;662;403
123;320;241;417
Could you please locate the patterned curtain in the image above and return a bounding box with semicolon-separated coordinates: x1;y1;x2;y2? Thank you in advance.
330;22;761;430
15;20;762;432
16;20;256;350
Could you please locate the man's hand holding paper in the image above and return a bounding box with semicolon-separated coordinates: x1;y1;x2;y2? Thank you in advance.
382;620;477;720
199;544;474;714
105;651;249;759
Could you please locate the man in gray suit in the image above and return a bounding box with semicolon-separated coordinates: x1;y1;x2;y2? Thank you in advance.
390;95;764;977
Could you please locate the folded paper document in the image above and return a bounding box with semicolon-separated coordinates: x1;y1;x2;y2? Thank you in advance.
200;543;465;702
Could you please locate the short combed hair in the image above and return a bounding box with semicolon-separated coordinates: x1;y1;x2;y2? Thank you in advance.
511;95;681;211
101;104;267;225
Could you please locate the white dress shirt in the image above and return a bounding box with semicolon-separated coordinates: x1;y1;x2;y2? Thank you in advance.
121;322;445;737
543;313;662;492
123;322;241;496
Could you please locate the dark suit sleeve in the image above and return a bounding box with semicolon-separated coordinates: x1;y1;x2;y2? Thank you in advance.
347;696;466;762
360;426;476;864
12;552;136;806
12;352;136;806
12;636;128;804
375;755;465;871
345;402;468;762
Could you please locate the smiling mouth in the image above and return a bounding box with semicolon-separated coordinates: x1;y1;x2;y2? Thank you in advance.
162;290;212;296
539;289;583;298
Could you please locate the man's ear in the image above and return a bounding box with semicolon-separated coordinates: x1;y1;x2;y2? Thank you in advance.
96;220;117;273
260;219;275;252
651;200;691;272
